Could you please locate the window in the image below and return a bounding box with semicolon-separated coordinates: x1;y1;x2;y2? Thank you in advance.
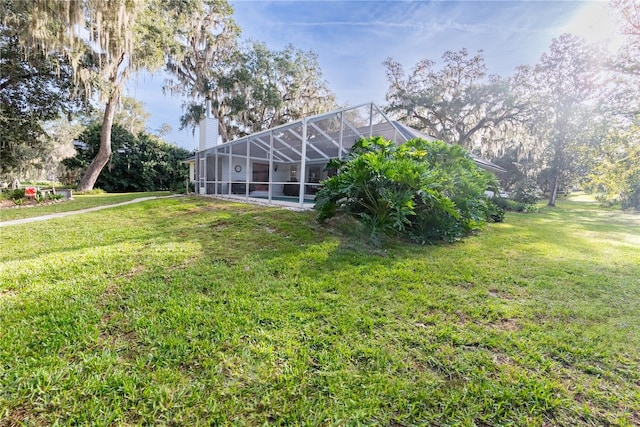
308;165;321;183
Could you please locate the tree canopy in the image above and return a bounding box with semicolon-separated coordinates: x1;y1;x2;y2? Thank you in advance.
382;24;639;209
524;34;605;206
383;49;528;157
64;123;191;192
0;27;78;178
1;0;237;191
172;41;337;142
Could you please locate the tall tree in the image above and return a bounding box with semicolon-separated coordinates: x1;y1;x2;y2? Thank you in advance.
0;25;78;178
229;42;337;138
607;0;640;117
114;96;151;136
164;1;240;142
611;0;640;48
525;34;603;206
383;49;528;157
37;118;84;183
172;42;337;141
64;123;191;192
2;0;236;191
585;117;640;210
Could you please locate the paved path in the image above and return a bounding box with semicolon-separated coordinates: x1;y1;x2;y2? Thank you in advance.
0;195;182;227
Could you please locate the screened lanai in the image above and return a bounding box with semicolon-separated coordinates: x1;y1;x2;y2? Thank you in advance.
193;102;504;209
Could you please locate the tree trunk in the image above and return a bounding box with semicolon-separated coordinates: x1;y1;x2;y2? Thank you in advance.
548;173;559;207
218;119;229;143
76;89;120;192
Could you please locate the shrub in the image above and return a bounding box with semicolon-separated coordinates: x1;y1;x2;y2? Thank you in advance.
511;178;540;204
491;197;537;213
315;137;500;244
11;188;25;199
486;200;505;222
621;168;640;211
64;124;191;192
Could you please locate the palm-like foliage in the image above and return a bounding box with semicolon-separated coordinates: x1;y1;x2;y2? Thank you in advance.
315;137;500;243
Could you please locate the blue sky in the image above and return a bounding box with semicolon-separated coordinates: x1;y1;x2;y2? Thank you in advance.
126;1;620;150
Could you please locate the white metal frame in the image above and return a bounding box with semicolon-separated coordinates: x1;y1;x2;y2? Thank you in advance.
193;102;502;208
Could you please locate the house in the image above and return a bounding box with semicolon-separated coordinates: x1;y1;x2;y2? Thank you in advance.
185;103;505;208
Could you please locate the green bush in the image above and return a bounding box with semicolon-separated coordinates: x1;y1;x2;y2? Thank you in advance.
315;137;500;244
64;124;191;192
491;197;538;213
486;200;506;222
621;168;640;211
511;178;540;204
10;188;25;200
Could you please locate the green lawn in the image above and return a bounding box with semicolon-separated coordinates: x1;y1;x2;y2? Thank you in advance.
0;191;171;221
1;194;639;425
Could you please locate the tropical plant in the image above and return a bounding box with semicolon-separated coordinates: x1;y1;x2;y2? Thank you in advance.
315;136;499;244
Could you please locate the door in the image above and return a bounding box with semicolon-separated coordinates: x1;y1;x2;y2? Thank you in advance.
199;157;206;194
252;163;269;191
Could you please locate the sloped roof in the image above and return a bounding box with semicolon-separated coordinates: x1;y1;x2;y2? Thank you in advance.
198;103;505;173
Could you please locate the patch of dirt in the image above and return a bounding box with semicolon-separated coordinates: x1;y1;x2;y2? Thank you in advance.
491;351;515;367
1;403;35;427
488;288;518;300
103;284;119;296
98;308;137;356
493;318;520;331
0;289;17;299
166;257;198;273
0;199;16;208
122;265;146;280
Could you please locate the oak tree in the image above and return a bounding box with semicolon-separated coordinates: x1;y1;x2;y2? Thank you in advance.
383;49;528;157
173;42;337;141
3;0;236;191
524;34;603;206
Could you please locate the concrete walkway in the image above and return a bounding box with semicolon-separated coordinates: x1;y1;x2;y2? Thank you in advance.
0;195;182;227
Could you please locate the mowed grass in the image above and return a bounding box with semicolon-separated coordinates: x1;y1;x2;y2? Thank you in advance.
1;194;638;426
0;191;171;221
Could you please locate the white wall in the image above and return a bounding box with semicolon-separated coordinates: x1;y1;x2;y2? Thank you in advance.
188;163;196;183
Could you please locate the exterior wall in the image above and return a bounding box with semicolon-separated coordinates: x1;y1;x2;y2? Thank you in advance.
189;163;196;183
